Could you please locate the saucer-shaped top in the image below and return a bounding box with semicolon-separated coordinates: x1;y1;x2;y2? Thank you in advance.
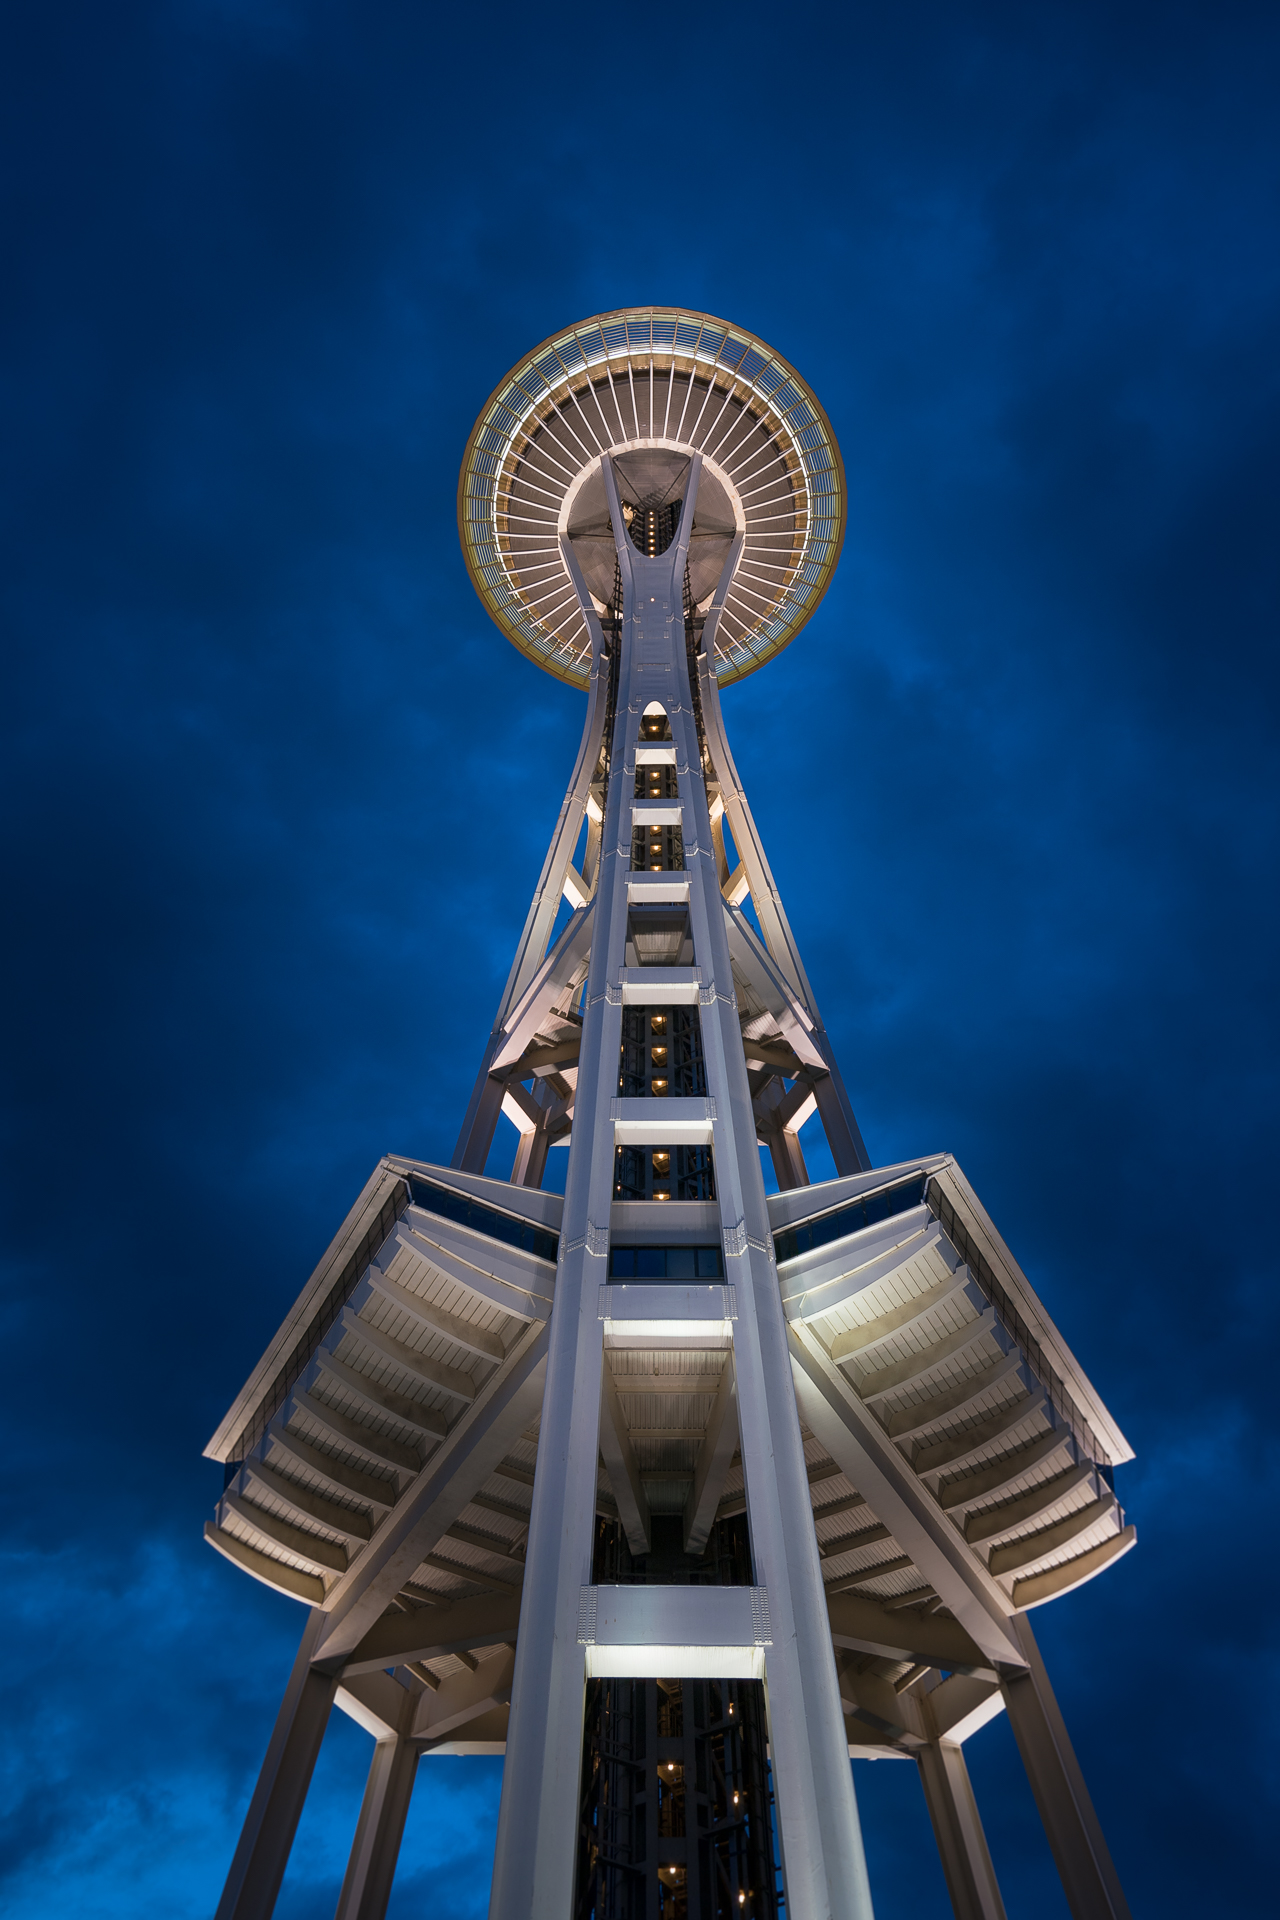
457;307;846;688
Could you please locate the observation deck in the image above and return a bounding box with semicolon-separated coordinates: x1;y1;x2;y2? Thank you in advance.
457;306;846;687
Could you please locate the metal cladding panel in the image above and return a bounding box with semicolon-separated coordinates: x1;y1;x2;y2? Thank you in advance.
627;874;690;903
586;1645;765;1680
612;1095;714;1144
600;1284;735;1323
582;1583;768;1648
619;967;702;1004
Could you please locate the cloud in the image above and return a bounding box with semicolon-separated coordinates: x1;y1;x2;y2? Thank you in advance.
2;0;1277;1912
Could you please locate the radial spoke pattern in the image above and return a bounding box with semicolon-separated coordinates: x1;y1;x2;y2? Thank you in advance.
458;307;846;687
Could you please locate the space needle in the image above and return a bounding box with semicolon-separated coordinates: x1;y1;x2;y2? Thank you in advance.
205;308;1136;1920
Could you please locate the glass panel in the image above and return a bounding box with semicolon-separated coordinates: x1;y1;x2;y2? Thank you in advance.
407;1175;559;1262
607;1245;723;1278
772;1175;927;1264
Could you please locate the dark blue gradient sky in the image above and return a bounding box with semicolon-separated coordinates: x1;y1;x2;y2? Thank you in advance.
2;4;1277;1916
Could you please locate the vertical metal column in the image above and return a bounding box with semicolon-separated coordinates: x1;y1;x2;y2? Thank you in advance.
453;650;611;1175
215;1610;340;1920
485;524;634;1920
639;461;872;1920
488;453;874;1920
915;1740;1008;1920
333;1736;419;1920
999;1616;1131;1920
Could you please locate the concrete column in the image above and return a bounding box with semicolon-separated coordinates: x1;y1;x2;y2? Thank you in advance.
215;1609;340;1920
334;1736;419;1920
916;1740;1007;1920
999;1615;1131;1920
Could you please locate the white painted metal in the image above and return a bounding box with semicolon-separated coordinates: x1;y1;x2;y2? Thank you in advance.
205;321;1138;1920
916;1739;1009;1920
1000;1616;1133;1920
487;454;874;1920
334;1736;419;1920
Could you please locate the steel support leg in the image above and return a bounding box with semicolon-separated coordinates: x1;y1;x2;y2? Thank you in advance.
811;1068;871;1178
916;1739;1007;1920
765;1123;809;1191
454;1064;506;1174
999;1616;1131;1920
215;1610;340;1920
334;1736;419;1920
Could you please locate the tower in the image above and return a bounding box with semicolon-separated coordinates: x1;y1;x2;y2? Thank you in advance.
205;308;1136;1920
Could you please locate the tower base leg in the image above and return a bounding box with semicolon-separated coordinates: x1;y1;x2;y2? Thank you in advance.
215;1610;340;1920
916;1739;1007;1920
999;1616;1131;1920
334;1736;419;1920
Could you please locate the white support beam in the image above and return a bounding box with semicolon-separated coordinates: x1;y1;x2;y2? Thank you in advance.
789;1323;1026;1670
502;1079;544;1135
885;1351;1023;1443
264;1425;396;1511
334;1736;419;1920
1000;1614;1133;1920
598;1367;651;1554
365;1262;507;1362
1011;1527;1136;1611
420;1702;510;1757
988;1494;1116;1576
826;1590;991;1672
916;1739;1009;1920
684;1355;739;1555
772;1075;819;1134
561;863;592;910
833;1655;926;1748
311;1322;550;1668
857;1310;999;1403
287;1387;423;1473
412;1648;516;1742
342;1591;522;1678
828;1267;971;1362
204;1522;326;1607
335;1669;414;1740
938;1430;1074;1512
213;1611;339;1920
723;860;751;906
220;1491;349;1576
924;1674;1007;1746
337;1305;477;1404
240;1459;374;1542
315;1349;449;1439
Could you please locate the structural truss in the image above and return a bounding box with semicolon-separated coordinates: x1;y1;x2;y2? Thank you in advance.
206;310;1137;1920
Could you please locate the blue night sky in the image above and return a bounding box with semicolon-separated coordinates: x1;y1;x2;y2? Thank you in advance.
2;4;1277;1916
